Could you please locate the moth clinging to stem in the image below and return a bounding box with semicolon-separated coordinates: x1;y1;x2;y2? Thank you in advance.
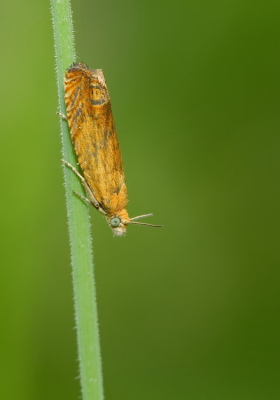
59;63;161;236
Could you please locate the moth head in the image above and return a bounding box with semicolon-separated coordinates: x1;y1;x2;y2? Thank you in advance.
107;209;129;236
108;210;162;236
108;218;125;236
108;216;128;237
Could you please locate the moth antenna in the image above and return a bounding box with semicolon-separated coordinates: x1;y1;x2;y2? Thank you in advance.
128;221;162;228
130;213;153;221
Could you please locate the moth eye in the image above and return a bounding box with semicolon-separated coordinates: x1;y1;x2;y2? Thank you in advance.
110;217;121;227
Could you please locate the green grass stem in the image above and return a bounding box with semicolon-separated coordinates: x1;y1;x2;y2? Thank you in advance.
50;1;104;399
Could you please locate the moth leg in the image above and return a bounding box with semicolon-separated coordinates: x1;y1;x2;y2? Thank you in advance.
73;188;107;216
56;111;67;121
62;158;85;182
73;190;93;206
74;190;106;216
62;159;106;215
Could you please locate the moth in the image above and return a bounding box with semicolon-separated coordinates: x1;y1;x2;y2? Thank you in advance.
60;63;161;236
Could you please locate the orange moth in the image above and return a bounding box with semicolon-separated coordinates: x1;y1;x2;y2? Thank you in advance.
60;63;161;236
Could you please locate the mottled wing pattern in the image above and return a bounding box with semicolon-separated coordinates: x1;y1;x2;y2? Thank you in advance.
64;63;128;214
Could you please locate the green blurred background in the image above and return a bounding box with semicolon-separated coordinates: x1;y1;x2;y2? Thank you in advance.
1;0;280;399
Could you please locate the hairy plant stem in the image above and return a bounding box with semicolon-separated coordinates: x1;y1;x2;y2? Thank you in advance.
50;1;104;399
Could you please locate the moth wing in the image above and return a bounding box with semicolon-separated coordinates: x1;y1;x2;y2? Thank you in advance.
64;63;128;214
